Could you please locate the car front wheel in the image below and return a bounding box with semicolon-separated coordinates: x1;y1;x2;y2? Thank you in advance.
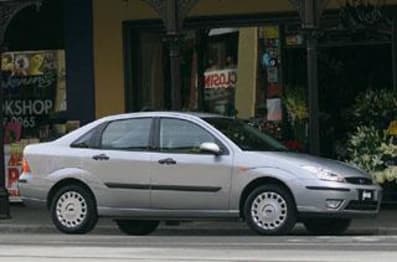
244;184;296;235
51;184;98;234
115;220;159;235
304;218;351;235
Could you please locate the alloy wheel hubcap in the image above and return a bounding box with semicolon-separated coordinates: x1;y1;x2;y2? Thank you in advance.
56;191;87;228
251;191;287;230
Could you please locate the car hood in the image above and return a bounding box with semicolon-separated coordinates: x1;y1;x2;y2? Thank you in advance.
252;151;370;179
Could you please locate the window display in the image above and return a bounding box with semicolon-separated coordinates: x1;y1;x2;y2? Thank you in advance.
203;29;238;116
2;49;67;201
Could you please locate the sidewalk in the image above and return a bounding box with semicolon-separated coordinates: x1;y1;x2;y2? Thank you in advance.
1;204;397;235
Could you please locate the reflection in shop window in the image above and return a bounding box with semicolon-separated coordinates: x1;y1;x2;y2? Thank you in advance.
180;28;239;116
203;28;238;116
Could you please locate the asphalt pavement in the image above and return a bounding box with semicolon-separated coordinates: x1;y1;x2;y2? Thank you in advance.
1;234;397;261
2;205;397;261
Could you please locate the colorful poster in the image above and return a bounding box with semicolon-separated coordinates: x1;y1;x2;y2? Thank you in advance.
1;50;66;201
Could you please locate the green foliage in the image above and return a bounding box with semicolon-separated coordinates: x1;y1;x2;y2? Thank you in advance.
284;86;308;124
283;86;309;148
350;89;397;128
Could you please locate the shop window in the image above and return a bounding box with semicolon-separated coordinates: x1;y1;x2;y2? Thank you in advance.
2;50;68;201
249;26;287;144
127;31;168;111
201;28;238;116
128;27;239;116
180;28;239;115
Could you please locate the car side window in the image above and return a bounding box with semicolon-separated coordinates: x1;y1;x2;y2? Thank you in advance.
159;118;216;154
101;118;152;151
71;124;105;148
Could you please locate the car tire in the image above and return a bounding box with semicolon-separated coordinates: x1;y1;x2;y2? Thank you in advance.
115;220;160;235
51;184;98;234
303;218;351;235
244;184;296;235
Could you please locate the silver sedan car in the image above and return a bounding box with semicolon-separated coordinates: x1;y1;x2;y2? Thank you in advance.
19;112;382;235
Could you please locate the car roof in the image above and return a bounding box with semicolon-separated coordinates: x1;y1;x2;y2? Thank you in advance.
100;111;229;121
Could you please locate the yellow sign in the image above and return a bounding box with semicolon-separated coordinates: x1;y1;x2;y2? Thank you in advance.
388;121;397;136
263;26;279;39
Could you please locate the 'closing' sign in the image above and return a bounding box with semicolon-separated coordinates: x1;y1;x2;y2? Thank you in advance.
204;69;237;89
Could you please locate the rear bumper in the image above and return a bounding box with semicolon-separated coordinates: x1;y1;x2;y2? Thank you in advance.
17;172;48;208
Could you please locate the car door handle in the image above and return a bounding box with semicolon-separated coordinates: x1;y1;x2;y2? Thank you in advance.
158;158;176;165
92;154;110;161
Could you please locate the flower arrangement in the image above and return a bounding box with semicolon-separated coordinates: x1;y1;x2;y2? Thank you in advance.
346;126;384;173
345;123;397;183
343;88;397;184
284;140;304;152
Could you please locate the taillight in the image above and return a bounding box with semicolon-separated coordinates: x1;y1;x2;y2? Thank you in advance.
22;158;31;173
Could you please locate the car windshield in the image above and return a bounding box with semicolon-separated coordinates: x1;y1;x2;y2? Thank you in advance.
203;117;288;152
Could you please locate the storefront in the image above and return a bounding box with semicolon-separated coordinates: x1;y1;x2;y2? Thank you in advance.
2;0;397;204
1;0;95;201
102;0;396;154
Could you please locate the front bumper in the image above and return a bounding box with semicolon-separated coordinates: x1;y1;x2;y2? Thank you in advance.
296;182;382;218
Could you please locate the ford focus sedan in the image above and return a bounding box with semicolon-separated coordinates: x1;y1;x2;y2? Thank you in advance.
19;112;382;235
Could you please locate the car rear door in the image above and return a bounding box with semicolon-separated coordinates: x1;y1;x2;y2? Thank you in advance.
150;117;234;210
82;117;154;209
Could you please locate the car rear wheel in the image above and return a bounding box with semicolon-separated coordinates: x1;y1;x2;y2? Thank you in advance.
244;184;296;235
304;218;351;235
51;184;98;234
115;220;160;235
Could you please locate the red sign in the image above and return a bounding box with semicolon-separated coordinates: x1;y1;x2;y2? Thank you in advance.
204;69;237;89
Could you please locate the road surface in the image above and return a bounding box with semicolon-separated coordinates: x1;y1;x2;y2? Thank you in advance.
1;233;397;261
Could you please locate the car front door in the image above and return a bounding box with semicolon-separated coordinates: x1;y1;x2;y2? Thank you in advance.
83;117;154;209
150;117;234;210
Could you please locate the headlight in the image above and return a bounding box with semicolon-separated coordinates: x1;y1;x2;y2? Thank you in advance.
302;166;346;183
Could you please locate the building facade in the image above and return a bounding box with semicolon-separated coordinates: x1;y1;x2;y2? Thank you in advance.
4;0;397;157
92;0;397;156
2;0;397;204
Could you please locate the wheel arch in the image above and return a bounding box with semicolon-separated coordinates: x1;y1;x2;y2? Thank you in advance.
46;178;97;210
239;177;297;219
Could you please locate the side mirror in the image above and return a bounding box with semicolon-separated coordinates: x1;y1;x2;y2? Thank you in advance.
200;142;221;155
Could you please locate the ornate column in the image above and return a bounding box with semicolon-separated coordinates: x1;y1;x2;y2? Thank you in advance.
0;0;41;219
288;0;329;155
142;0;199;110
